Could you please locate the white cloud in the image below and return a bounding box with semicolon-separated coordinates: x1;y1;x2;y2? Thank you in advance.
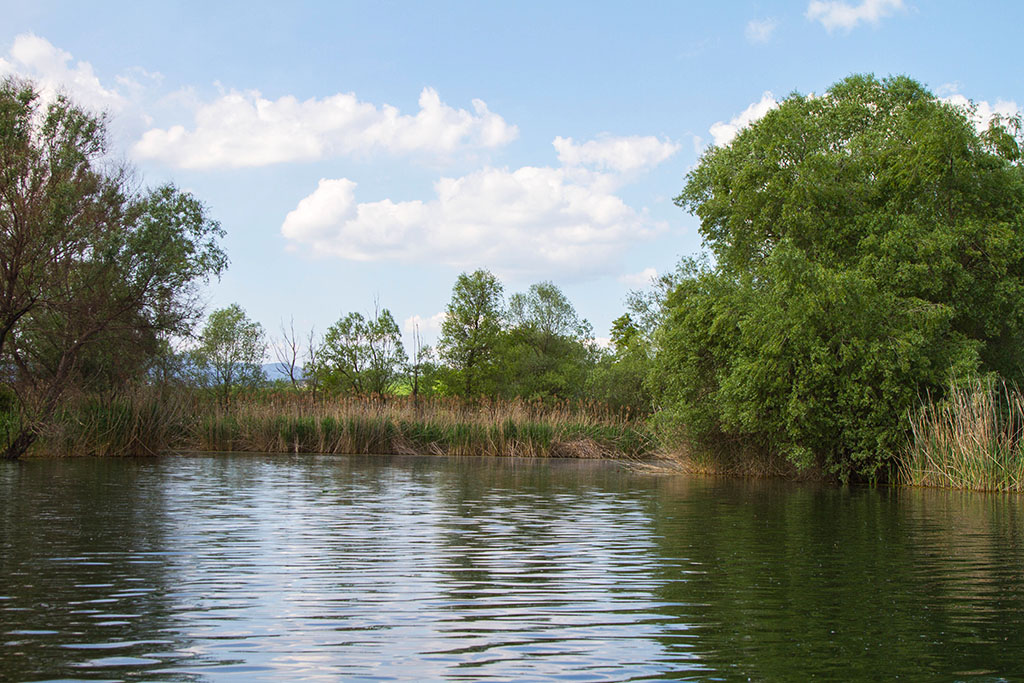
745;18;779;43
942;93;1021;133
709;92;778;146
692;134;706;155
133;86;518;169
618;267;659;288
282;166;664;279
0;33;126;113
404;312;446;334
806;0;904;32
552;134;680;173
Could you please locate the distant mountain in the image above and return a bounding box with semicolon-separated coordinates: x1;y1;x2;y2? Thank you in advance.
262;362;306;381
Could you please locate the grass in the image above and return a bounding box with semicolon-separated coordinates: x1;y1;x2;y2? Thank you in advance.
900;377;1024;492
36;387;190;457
194;394;654;460
35;377;1024;490
25;389;654;461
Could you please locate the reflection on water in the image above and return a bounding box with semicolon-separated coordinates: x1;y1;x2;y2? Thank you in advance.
1;454;1023;681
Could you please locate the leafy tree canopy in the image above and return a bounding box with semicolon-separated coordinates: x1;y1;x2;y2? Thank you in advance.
504;281;594;400
191;304;266;407
438;269;505;397
315;307;406;396
0;78;227;457
659;74;1024;478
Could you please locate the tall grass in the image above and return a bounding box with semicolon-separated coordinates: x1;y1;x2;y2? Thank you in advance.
900;377;1024;492
193;394;653;460
16;387;653;460
36;387;190;457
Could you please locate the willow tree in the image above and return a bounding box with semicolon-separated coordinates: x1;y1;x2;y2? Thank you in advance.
0;78;227;458
657;74;1024;478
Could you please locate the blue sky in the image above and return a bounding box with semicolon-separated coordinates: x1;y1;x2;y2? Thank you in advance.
2;1;1022;354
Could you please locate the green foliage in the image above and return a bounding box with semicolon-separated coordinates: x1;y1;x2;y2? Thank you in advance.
314;307;407;396
659;74;1024;478
437;269;505;397
586;349;651;416
191;304;267;407
406;337;440;398
0;78;226;458
502;281;595;400
586;265;702;416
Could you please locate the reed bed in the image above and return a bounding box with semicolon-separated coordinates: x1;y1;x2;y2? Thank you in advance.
38;387;190;457
192;394;653;460
900;377;1024;492
27;389;654;460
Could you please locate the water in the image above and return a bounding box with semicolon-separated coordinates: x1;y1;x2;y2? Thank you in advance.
1;454;1023;681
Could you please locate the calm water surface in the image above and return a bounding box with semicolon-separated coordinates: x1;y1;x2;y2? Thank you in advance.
1;454;1023;681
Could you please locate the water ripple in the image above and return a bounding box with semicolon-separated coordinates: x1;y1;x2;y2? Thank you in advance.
2;454;1024;680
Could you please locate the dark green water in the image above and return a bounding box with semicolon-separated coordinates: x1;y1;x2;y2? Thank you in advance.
1;454;1023;681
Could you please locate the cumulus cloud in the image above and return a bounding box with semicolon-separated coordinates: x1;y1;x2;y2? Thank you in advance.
0;33;126;113
709;92;778;146
705;86;1020;153
942;93;1021;133
618;267;659;288
404;312;447;334
745;18;779;43
806;0;904;32
281;166;663;279
552;134;680;173
133;86;518;169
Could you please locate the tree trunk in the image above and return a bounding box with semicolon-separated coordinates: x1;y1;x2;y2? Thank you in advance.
3;426;37;460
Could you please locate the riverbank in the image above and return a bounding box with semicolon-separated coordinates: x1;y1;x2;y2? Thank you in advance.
17;380;1024;492
31;391;654;462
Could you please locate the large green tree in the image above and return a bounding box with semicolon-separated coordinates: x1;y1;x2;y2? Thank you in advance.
0;78;227;458
437;269;505;397
658;74;1024;478
503;281;595;399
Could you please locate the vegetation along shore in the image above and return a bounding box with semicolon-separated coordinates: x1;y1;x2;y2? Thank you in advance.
4;74;1024;491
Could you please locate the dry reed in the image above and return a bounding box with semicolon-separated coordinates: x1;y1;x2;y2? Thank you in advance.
190;393;653;460
37;386;190;457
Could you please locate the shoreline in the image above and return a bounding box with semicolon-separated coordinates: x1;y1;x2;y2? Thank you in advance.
11;382;1024;493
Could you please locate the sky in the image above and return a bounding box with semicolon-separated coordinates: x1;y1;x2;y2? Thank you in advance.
1;0;1022;355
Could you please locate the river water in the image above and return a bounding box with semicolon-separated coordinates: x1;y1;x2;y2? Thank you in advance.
1;453;1022;681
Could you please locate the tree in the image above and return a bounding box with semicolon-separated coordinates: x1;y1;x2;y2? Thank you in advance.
273;317;302;389
659;74;1024;478
437;270;504;397
191;304;266;408
585;313;653;415
316;306;406;396
0;78;227;458
504;281;595;399
407;322;438;399
304;325;324;400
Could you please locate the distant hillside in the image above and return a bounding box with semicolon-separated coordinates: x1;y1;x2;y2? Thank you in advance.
262;363;307;381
